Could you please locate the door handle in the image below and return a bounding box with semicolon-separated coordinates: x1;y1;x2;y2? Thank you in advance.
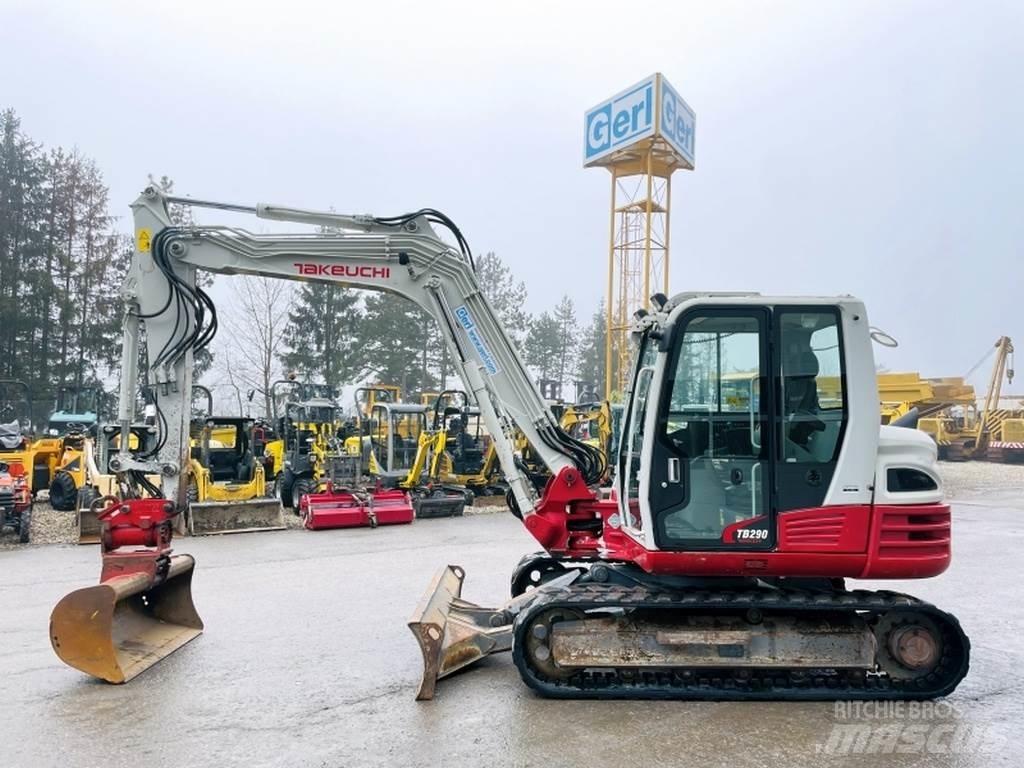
667;457;680;484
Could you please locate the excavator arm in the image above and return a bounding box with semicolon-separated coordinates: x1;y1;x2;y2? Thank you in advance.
118;185;602;524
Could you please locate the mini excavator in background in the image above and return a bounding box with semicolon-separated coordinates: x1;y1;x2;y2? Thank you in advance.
50;185;968;701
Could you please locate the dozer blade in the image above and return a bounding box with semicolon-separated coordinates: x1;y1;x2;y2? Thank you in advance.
49;554;203;683
412;492;465;519
187;498;285;536
408;564;578;700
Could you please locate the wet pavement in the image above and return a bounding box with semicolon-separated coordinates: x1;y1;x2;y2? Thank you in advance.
1;494;1022;768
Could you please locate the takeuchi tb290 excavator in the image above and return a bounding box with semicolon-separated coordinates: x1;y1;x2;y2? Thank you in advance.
50;184;969;700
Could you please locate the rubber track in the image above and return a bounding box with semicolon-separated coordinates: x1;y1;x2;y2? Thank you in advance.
512;584;970;700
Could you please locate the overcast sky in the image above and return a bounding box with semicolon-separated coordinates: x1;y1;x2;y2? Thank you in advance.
2;0;1021;390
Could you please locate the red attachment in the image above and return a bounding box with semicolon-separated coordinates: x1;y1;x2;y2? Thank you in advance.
5;461;25;478
96;497;178;583
300;483;414;530
523;467;602;555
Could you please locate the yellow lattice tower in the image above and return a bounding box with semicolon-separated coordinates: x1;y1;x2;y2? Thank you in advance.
584;73;695;397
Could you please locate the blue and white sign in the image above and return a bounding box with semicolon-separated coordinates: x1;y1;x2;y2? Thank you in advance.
658;76;696;167
584;75;657;165
583;73;696;169
454;305;501;376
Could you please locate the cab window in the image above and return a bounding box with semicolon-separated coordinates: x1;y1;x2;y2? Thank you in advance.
778;311;846;464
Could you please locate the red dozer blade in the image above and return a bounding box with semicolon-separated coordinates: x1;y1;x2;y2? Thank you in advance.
300;485;414;530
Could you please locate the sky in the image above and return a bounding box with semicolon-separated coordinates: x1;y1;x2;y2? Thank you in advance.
2;0;1021;392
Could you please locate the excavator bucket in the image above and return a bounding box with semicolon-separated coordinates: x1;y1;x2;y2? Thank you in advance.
408;565;578;700
187;498;285;535
49;554;202;683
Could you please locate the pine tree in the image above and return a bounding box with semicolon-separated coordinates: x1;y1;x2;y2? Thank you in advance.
359;293;439;395
576;300;608;400
524;311;562;381
552;295;578;386
0;109;46;391
475;251;530;348
279;282;368;387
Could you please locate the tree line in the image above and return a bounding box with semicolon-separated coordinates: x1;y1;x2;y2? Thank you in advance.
0;108;608;425
0;109;126;420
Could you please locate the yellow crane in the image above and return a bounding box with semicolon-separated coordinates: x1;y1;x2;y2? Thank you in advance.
919;337;1014;460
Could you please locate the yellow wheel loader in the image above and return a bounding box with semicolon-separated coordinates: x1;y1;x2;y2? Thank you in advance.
44;385;103;510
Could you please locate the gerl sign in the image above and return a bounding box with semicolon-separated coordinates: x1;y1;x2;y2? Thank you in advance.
583;73;695;169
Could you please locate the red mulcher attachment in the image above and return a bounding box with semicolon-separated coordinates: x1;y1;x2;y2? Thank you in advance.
49;497;203;683
300;482;415;530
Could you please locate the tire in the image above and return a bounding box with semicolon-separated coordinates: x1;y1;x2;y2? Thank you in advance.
49;471;78;512
18;505;31;544
291;477;316;514
278;469;295;509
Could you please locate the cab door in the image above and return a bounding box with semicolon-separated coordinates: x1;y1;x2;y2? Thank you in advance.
648;309;774;550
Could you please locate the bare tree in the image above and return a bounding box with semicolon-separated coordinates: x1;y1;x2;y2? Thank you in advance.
212;276;291;418
216;346;246;415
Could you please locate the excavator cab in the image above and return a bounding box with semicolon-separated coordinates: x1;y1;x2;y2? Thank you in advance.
618;306;851;547
427;390;504;496
366;402;428;483
351;391;468;518
276;396;342;510
46;385;101;436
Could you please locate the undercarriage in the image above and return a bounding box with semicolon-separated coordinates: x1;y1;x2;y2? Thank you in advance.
411;556;970;701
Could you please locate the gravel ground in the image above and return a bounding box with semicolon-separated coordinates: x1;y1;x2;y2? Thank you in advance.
0;487;508;549
0;496;74;550
937;460;1024;499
